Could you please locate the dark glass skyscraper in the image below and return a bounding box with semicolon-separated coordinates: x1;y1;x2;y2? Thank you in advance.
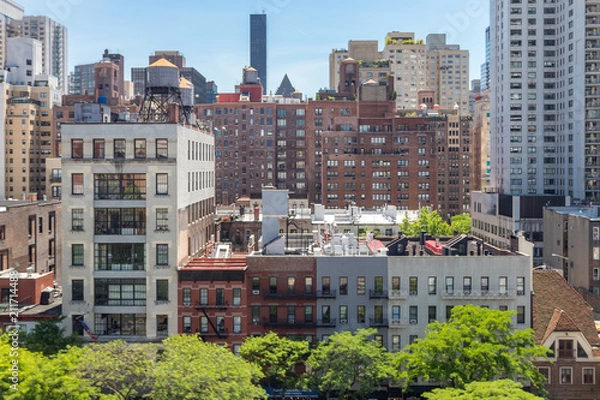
250;14;267;94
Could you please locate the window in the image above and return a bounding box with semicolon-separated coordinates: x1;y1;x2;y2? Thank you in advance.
517;306;526;324
321;305;330;323
446;305;454;321
94;279;146;306
428;276;436;295
216;316;225;333
538;367;550;383
481;276;489;292
233;316;242;333
156;244;168;265
321;276;330;295
200;288;208;305
374;305;383;324
357;276;366;295
252;277;260;292
392;276;400;293
409;276;418;295
357;305;365;323
233;288;241;306
134;139;146;158
269;276;277;294
0;225;4;240
94;174;146;200
216;288;225;305
156;280;169;301
72;244;84;266
517;276;525;295
72;280;84;301
94;208;146;235
182;288;191;306
560;367;572;384
339;276;348;295
409;306;418;324
94;243;145;271
157;315;168;336
392;305;401;322
304;277;313;294
583;368;595;384
156;173;168;195
339;305;348;323
374;276;384;295
445;276;454;294
183;316;192;334
305;306;313;323
373;335;383;347
199;316;208;333
72;209;84;231
252;306;260;324
559;339;574;358
392;335;401;352
463;276;472;293
499;276;508;294
114;139;125;158
156;208;168;231
71;139;83;158
287;277;295;294
156;139;168;158
72;173;84;195
428;306;437;322
93;139;105;159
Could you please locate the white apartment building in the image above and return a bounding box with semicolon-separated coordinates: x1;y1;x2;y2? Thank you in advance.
8;15;68;91
491;0;597;200
61;122;215;340
0;0;23;70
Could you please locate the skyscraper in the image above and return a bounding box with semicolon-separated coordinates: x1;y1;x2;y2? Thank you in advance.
250;14;267;94
7;16;68;91
490;0;594;200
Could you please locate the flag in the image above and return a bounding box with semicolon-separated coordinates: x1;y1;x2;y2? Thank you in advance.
79;320;99;341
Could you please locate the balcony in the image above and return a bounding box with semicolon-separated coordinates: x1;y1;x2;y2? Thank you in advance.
317;318;336;327
317;290;337;299
388;290;409;299
369;318;389;328
389;318;410;328
441;290;517;300
369;289;389;299
263;291;316;300
262;318;316;328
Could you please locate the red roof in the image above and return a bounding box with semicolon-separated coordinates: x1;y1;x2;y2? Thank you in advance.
366;239;386;253
183;256;247;270
425;240;444;255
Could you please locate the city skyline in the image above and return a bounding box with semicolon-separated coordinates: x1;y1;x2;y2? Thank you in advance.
18;0;489;98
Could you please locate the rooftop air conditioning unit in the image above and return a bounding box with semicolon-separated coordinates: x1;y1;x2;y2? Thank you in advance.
409;319;417;324
252;290;260;295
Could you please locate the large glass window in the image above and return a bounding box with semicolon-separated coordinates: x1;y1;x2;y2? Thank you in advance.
156;208;168;231
95;314;146;336
94;208;146;235
94;243;145;271
94;279;146;306
94;174;146;200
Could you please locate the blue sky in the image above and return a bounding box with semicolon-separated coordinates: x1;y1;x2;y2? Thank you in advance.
18;0;490;97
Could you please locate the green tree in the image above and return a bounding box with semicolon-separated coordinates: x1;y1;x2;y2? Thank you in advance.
77;340;156;400
305;328;391;400
152;334;266;400
0;336;99;399
394;305;549;391
422;379;543;400
450;213;472;235
21;316;82;356
240;332;309;396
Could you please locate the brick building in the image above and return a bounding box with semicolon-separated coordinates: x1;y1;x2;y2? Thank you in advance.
179;252;248;352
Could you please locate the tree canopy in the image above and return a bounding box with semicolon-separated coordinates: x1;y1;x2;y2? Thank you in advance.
152;334;266;400
394;305;549;391
21;316;81;356
400;208;471;237
305;328;392;400
422;379;544;400
240;332;309;395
